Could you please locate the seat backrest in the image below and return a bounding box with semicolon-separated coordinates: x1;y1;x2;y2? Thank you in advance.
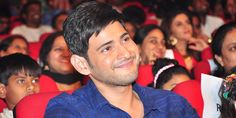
15;91;63;118
0;99;7;112
28;41;42;61
39;74;59;93
172;80;203;118
135;64;154;86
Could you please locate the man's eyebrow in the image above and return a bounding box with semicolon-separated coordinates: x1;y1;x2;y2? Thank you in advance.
120;32;129;39
96;40;113;51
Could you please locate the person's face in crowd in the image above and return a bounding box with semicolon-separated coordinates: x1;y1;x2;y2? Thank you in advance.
124;22;136;39
170;13;193;42
0;72;39;110
192;16;201;37
24;4;42;26
77;21;140;86
215;28;236;72
0;17;9;34
0;38;29;57
140;29;166;65
226;0;236;15
47;36;74;74
192;0;209;15
55;14;68;31
162;74;190;90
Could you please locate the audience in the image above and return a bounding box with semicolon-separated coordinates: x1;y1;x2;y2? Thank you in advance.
150;58;191;90
45;1;198;117
39;31;83;92
0;53;41;118
0;35;29;57
11;1;53;42
134;24;167;65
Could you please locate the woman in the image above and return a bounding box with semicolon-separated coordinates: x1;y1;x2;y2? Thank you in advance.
134;24;167;65
0;34;29;57
212;22;236;77
39;31;83;92
161;10;210;71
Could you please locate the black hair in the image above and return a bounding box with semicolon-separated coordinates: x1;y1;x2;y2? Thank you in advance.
133;24;167;45
122;5;146;27
161;9;192;42
211;22;236;77
20;0;41;15
0;35;28;51
0;53;41;85
218;67;236;118
39;31;63;69
63;1;124;60
51;11;68;29
151;58;192;89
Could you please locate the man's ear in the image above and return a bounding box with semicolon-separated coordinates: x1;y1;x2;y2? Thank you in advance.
70;54;91;75
0;83;6;99
215;54;224;66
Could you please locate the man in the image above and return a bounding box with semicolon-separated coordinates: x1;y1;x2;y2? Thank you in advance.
11;1;53;42
45;1;199;118
190;0;224;37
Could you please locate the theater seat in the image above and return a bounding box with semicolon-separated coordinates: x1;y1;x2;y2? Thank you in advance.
136;64;154;86
15;91;72;118
28;41;42;61
39;75;59;93
0;99;7;112
172;80;203;118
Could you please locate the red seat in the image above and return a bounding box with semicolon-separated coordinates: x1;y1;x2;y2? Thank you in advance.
39;75;59;93
172;80;203;118
28;41;42;61
0;99;7;112
15;91;68;118
136;64;154;86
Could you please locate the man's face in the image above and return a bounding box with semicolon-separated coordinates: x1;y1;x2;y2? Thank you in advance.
86;21;140;86
25;4;41;26
193;0;209;15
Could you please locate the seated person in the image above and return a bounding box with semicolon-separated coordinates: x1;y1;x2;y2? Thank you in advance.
0;35;29;57
39;31;83;92
150;58;192;90
45;2;198;117
0;53;41;118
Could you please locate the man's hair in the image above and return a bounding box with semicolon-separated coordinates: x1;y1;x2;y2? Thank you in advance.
0;53;41;85
63;1;124;59
20;0;41;15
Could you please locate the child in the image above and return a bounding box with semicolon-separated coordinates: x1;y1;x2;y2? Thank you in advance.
151;58;192;90
0;53;41;118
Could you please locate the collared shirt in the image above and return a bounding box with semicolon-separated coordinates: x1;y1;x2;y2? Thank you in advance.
45;80;199;118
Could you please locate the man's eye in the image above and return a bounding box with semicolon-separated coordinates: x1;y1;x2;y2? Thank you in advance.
101;46;111;53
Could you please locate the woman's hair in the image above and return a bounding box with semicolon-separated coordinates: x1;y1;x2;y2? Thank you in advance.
0;53;41;85
151;58;192;89
0;34;28;51
133;24;167;45
211;22;236;76
160;9;192;43
39;31;63;69
219;68;236;118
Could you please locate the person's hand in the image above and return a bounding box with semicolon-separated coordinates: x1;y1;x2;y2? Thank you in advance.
188;37;209;51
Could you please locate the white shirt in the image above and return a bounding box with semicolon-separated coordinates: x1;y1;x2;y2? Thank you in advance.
11;25;53;42
0;108;13;118
201;15;224;37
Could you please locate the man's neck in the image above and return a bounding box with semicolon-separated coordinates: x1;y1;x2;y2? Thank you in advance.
92;79;144;118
